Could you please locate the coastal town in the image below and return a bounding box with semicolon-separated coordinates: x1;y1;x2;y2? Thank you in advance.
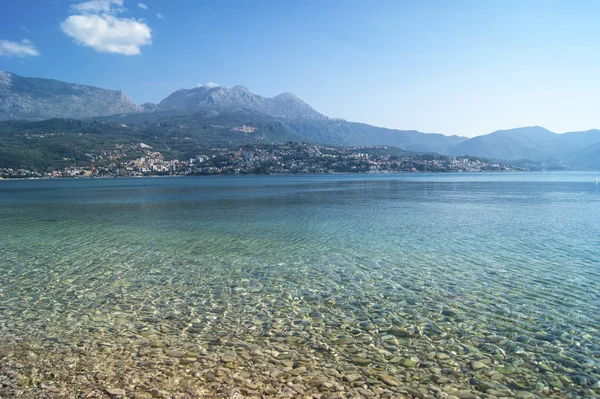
0;142;524;179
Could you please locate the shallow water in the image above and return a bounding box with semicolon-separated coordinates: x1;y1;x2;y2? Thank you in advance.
0;173;599;398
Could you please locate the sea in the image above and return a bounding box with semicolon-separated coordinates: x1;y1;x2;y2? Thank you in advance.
0;172;598;398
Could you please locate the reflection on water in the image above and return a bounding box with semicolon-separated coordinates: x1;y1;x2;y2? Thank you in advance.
0;173;599;398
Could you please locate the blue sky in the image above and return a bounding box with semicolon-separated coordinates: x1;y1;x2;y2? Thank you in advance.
1;0;600;137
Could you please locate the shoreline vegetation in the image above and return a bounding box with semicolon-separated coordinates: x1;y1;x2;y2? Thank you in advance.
0;142;528;179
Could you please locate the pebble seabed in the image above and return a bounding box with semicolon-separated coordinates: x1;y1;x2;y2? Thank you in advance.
0;247;598;399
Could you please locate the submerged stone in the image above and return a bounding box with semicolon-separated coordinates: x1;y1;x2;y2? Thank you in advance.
106;388;126;397
498;366;516;375
379;374;401;386
470;361;487;370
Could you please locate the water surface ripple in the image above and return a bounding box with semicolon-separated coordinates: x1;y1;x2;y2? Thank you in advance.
0;173;599;398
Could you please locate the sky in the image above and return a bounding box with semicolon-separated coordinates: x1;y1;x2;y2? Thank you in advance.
1;0;600;137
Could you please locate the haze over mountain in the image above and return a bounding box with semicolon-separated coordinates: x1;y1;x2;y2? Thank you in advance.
451;126;600;169
452;126;558;160
0;71;140;120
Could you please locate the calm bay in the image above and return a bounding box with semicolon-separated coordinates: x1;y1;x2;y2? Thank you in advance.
0;172;598;398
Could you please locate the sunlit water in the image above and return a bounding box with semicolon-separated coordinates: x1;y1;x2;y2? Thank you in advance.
0;173;599;398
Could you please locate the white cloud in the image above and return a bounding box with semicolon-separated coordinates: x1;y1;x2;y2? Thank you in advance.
138;2;149;10
70;0;124;14
62;0;152;56
197;82;221;88
156;13;164;19
61;14;152;55
0;39;40;58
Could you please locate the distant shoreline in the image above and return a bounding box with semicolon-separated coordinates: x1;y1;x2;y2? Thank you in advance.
5;169;599;181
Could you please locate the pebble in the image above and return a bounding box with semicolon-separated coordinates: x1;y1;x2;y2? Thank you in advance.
106;388;126;397
0;252;597;399
486;389;510;397
453;391;479;399
498;366;516;375
357;388;375;396
351;356;371;366
407;388;428;398
470;361;487;370
515;391;535;399
343;374;362;383
537;363;552;372
548;377;563;389
379;374;401;386
166;350;186;358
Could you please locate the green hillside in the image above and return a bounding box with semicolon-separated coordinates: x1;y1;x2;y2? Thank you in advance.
0;115;305;171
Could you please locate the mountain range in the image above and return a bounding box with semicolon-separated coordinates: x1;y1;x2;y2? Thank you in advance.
450;126;600;169
0;70;599;169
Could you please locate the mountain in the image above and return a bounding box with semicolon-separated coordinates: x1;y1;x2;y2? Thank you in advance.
0;70;140;121
96;108;466;154
156;85;326;120
0;71;466;155
140;102;157;112
281;119;465;154
4;71;600;169
566;141;600;169
451;126;558;160
146;85;467;152
451;126;600;168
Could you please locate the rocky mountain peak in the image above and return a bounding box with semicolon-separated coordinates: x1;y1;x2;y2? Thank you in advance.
231;85;250;93
274;92;299;100
0;70;141;120
156;85;325;120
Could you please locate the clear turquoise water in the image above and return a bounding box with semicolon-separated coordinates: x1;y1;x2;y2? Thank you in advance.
0;173;599;398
